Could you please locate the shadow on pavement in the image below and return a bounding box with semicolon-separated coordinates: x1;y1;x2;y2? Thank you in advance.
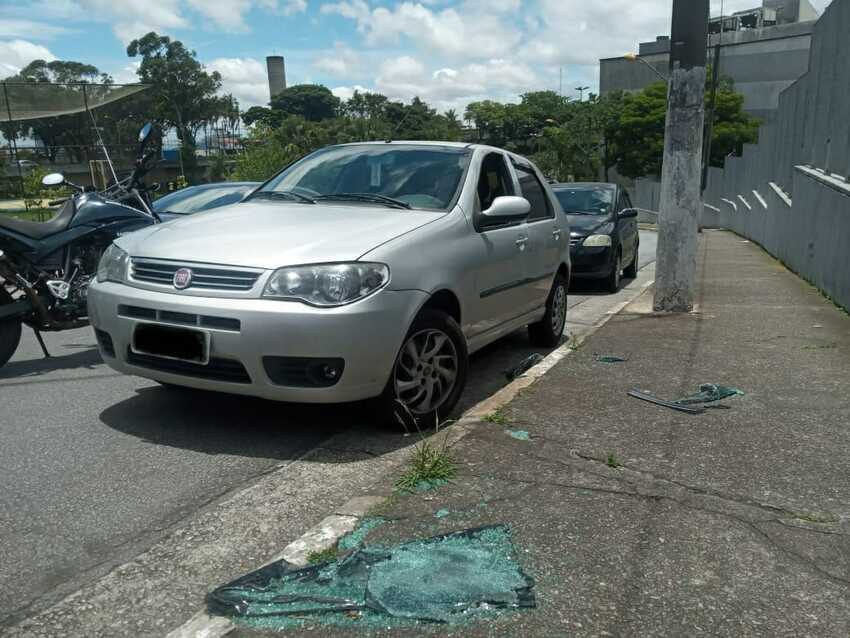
99;384;413;460
0;346;102;379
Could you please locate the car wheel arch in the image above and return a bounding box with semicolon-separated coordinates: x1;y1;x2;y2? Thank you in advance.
420;288;462;326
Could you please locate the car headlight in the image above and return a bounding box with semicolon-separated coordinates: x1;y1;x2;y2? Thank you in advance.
97;244;129;283
583;234;612;247
263;263;390;306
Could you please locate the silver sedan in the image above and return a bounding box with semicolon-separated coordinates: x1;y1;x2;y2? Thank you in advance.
88;142;570;423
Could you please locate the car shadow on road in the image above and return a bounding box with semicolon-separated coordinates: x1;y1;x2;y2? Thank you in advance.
99;384;412;461
0;346;102;379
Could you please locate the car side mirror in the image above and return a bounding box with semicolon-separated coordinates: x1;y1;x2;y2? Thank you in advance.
479;196;531;229
42;173;65;187
619;208;638;219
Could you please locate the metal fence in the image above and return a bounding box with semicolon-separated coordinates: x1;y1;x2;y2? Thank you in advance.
1;82;244;199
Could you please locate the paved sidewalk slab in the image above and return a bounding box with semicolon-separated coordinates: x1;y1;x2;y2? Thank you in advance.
235;231;850;637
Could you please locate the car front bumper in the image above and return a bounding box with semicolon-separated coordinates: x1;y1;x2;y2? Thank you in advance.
570;244;614;278
88;280;427;403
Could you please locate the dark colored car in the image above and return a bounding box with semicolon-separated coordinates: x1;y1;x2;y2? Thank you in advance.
153;182;259;220
552;182;639;292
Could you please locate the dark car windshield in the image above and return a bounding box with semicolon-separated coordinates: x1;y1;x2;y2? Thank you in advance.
153;184;255;214
555;186;615;216
257;144;471;211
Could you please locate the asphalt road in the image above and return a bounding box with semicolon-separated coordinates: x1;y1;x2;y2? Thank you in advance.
0;231;656;626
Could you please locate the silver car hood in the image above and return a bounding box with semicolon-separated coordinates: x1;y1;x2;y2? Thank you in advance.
120;201;443;269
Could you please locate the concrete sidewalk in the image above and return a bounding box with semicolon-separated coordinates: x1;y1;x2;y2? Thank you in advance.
234;230;850;637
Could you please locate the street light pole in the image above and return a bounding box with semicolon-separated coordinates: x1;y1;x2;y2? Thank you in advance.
653;0;709;313
575;86;589;102
623;53;670;82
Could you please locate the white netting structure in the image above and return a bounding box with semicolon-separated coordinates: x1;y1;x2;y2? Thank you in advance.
1;82;149;122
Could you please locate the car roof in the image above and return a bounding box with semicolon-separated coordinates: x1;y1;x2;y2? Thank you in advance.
335;140;472;149
551;182;617;190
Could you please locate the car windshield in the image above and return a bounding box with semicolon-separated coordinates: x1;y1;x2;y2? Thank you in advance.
153;185;253;214
256;144;471;211
555;187;615;216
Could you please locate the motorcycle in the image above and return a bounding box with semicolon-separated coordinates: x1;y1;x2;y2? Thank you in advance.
0;123;161;367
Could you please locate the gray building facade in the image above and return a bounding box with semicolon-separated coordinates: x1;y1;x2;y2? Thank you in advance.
599;0;819;119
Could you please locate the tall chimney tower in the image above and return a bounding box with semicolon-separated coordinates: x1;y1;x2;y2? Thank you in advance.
266;56;286;102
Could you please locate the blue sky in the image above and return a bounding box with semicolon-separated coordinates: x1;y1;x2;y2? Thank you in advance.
0;0;833;114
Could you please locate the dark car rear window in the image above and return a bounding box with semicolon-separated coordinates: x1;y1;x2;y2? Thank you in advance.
555;186;615;216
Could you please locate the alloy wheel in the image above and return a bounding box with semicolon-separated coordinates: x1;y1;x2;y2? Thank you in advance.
394;328;459;415
551;283;566;335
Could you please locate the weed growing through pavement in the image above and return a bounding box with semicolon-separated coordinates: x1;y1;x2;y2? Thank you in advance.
802;342;837;350
307;546;339;564
483;408;508;426
606;453;623;469
394;404;457;493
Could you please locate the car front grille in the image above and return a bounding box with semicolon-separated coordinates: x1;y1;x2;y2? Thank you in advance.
570;238;583;248
118;305;241;332
130;259;261;291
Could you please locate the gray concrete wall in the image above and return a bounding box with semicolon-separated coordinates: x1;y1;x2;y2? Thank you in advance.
601;20;814;115
698;0;850;310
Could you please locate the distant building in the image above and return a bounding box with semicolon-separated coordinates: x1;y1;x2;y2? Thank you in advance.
266;56;287;102
599;0;819;119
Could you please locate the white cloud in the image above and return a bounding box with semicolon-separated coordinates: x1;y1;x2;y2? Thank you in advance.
0;39;57;77
331;84;371;100
372;54;536;112
75;0;188;44
281;0;308;15
322;1;519;58
208;57;271;108
312;42;362;77
185;0;285;32
0;19;72;40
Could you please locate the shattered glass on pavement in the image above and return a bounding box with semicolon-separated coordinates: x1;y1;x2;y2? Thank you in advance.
207;525;535;629
674;383;744;405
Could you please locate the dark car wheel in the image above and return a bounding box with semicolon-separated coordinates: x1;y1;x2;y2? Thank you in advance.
529;273;568;347
375;308;468;430
0;288;22;368
623;243;639;278
604;249;622;293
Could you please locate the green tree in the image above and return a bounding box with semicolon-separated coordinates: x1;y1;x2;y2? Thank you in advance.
708;78;760;166
242;106;284;128
609;78;760;179
127;32;236;180
270;84;340;122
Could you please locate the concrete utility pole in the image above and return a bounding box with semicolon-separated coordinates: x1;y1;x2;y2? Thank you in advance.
654;0;709;312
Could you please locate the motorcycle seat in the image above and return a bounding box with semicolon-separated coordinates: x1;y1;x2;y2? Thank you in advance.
0;200;75;240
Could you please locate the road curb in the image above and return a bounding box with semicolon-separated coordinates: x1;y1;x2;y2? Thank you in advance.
168;271;657;637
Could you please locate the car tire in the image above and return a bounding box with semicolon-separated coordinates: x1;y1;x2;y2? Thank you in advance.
528;273;568;347
375;308;468;431
623;243;639;279
604;249;622;293
0;288;22;368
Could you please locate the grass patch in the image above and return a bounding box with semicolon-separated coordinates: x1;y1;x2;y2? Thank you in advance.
802;342;837;350
791;512;838;524
483;409;508;426
606;453;623;469
307;546;339;564
395;438;456;493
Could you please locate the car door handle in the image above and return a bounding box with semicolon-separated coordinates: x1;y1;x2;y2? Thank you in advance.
515;237;528;247
552;229;561;239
